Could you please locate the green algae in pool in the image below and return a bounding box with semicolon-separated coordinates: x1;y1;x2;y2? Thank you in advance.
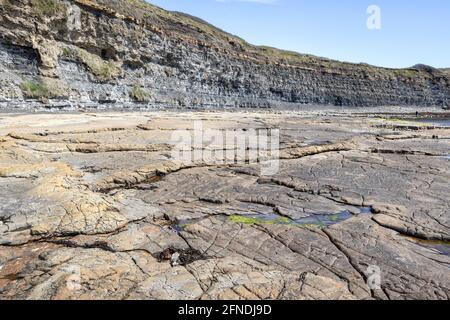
229;210;358;229
229;214;291;225
172;208;372;232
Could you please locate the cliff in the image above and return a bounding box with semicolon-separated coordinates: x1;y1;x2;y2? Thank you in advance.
1;0;449;109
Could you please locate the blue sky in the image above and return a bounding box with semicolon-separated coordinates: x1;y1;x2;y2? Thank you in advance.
147;0;449;68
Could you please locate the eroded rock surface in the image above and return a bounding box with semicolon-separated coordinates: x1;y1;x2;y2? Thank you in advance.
0;110;449;300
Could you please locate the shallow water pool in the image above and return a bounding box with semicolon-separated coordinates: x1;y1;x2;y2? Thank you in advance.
413;118;450;127
228;207;372;229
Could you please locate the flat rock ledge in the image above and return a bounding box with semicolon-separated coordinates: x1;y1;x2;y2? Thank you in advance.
0;110;449;300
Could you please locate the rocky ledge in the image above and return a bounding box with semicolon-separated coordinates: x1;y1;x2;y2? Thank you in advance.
0;0;449;110
0;109;449;300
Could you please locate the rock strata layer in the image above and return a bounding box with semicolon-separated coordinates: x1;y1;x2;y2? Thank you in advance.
0;0;449;110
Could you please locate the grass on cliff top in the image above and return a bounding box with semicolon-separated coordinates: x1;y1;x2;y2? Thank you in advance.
441;68;450;76
85;0;248;46
31;0;64;16
255;45;428;78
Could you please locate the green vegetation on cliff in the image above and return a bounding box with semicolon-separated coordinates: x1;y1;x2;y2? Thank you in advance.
130;86;152;102
20;78;69;100
31;0;64;16
20;81;50;99
61;46;121;82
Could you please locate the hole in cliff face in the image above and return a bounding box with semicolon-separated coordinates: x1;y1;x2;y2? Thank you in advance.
334;96;344;107
164;52;181;68
123;61;144;71
100;48;117;61
0;40;39;72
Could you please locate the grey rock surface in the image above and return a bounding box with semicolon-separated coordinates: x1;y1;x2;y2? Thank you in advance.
0;110;449;300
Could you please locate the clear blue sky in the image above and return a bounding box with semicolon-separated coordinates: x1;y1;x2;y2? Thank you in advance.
147;0;449;69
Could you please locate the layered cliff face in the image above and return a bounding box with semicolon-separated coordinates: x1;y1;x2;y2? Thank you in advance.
0;0;449;109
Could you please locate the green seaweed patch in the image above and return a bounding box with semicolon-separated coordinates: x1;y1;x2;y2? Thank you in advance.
387;118;430;127
229;215;264;225
295;223;326;230
228;215;327;229
329;214;340;222
229;215;290;226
